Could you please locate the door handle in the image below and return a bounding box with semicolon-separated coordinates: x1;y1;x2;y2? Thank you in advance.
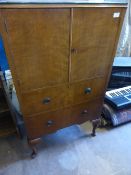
71;48;77;54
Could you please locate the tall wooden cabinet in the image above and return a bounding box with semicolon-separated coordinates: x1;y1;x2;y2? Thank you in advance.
0;1;127;157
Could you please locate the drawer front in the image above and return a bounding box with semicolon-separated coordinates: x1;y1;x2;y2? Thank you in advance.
21;77;106;116
24;98;103;139
21;85;67;115
68;77;106;105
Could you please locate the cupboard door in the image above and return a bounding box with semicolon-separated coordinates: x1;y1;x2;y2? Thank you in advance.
3;9;70;92
71;8;123;82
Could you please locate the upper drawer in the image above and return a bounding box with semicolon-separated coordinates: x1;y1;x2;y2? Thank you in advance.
21;85;66;116
68;77;106;105
21;77;106;116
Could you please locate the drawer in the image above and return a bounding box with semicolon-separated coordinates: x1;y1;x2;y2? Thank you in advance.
24;98;103;139
21;77;106;116
21;85;67;115
68;77;106;105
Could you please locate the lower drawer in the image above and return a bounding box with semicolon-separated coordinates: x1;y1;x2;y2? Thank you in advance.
24;98;103;139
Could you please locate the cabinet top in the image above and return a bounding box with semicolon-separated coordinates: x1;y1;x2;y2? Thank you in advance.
0;0;128;5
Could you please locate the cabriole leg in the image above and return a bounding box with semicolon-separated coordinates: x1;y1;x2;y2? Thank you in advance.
28;138;41;158
91;118;101;137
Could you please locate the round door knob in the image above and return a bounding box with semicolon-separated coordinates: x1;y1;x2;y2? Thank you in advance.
85;88;92;94
47;120;54;127
42;97;51;104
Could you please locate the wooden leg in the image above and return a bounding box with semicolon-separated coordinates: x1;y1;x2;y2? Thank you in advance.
28;138;41;158
91;118;101;137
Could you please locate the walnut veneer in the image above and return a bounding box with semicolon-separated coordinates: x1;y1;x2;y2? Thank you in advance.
0;3;127;157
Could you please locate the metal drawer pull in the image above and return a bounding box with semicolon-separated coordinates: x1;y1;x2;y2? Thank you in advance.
82;110;88;114
47;120;54;127
85;87;92;94
42;97;51;104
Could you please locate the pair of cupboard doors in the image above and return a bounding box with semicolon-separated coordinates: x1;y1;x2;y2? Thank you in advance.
0;7;125;94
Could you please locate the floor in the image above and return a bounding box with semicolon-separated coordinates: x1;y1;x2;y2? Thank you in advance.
0;122;131;175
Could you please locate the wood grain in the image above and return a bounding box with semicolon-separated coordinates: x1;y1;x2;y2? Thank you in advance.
71;7;123;82
21;77;106;116
3;9;70;92
0;5;126;141
24;98;103;139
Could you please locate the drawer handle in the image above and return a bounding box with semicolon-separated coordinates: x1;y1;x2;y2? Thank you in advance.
42;97;51;104
47;120;54;127
82;110;88;115
85;88;92;94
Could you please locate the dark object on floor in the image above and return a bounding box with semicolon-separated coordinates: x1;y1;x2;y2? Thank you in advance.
0;76;16;137
105;86;131;110
0;73;26;138
108;57;131;89
102;103;131;126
